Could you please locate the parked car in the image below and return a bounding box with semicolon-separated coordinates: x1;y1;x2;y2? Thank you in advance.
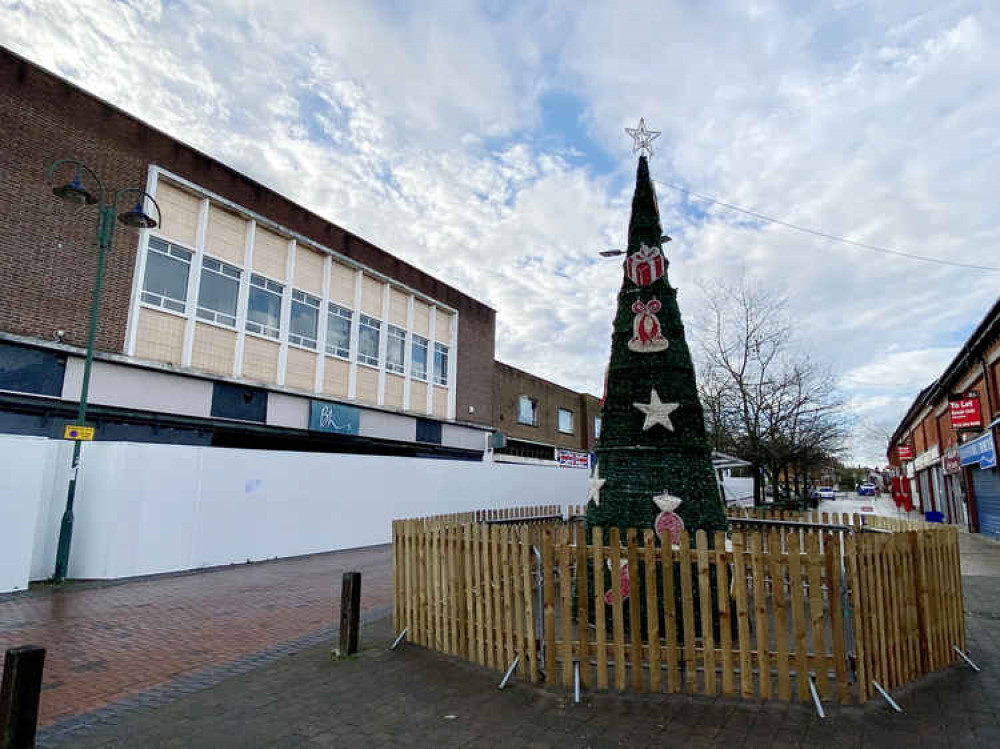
857;482;877;497
810;486;836;500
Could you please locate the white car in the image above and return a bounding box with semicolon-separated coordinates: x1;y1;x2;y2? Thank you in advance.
811;486;836;500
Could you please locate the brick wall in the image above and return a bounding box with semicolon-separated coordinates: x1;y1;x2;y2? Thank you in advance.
0;47;495;424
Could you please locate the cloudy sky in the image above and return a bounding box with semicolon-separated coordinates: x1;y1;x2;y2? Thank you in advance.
4;0;999;465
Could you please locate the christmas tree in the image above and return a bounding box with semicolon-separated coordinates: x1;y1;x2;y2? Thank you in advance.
587;130;728;542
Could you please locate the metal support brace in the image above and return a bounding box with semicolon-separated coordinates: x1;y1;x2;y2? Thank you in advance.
389;628;408;651
574;661;581;704
499;655;520;689
808;675;825;718
872;680;903;712
953;645;981;672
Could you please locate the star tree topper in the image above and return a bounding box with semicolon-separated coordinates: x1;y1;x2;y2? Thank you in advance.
588;466;606;506
625;117;661;157
634;388;680;431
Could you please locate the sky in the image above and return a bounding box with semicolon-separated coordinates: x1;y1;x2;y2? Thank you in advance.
3;0;999;466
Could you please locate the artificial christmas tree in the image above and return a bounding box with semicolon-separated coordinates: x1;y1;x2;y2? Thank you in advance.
587;150;728;542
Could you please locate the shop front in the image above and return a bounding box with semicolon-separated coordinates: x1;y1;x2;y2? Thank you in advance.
960;428;1000;538
942;446;969;529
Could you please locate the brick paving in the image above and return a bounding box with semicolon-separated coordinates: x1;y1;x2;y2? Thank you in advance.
0;544;392;728
19;531;1000;748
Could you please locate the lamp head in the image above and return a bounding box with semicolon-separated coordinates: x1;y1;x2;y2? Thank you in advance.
52;175;97;205
117;202;158;229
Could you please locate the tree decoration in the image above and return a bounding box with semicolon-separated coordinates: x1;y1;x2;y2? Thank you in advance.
628;298;669;353
586;142;728;540
653;493;685;544
588;466;607;507
633;388;679;432
625;117;662;156
604;558;630;604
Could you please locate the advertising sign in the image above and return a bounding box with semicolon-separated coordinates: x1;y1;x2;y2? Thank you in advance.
309;400;360;435
943;446;962;475
63;424;95;441
949;393;983;430
558;449;590;469
897;444;914;461
959;431;997;470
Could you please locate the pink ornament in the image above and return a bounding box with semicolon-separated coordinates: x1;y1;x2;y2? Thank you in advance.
604;560;630;605
628;298;669;353
653;493;685;544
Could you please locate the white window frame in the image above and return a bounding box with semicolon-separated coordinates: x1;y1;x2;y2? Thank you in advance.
386;324;407;375
411;333;429;382
433;342;449;386
325;302;353;360
141;236;192;315
594;416;602;440
558;407;575;435
196;255;241;328
246;273;284;340
289;288;321;350
358;313;381;368
517;395;538;426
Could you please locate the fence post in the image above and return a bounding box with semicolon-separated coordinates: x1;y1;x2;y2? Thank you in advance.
1;645;46;749
908;531;931;674
340;572;362;656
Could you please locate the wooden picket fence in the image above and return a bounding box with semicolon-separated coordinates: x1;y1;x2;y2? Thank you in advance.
392;507;965;705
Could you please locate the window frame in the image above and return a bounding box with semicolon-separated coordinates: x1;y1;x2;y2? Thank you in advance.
325;302;353;360
357;313;382;368
140;236;192;315
386;324;407;375
195;254;241;329
594;416;602;440
411;333;429;381
558;407;575;435
245;273;284;340
517;395;538;427
433;342;449;386
288;289;321;350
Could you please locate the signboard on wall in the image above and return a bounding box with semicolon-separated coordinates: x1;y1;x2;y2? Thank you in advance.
959;430;996;470
309;400;360;435
558;449;590;469
949;393;983;430
897;444;914;461
943;446;962;475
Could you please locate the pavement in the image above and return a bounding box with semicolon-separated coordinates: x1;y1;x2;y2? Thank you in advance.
4;531;1000;747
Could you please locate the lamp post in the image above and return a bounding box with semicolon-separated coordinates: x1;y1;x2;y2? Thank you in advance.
45;158;161;582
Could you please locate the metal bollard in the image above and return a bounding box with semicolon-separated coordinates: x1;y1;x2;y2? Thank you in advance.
339;572;362;656
1;645;46;749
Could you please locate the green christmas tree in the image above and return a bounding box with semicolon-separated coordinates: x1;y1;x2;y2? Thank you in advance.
587;152;728;541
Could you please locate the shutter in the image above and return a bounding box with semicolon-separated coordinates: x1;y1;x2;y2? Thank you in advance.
973;467;1000;539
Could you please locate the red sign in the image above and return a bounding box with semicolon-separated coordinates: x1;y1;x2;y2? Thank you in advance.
558;449;590;469
897;445;914;460
949;393;983;430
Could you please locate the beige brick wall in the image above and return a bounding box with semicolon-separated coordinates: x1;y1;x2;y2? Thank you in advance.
413;299;431;337
285;347;317;392
384;373;404;408
356;365;378;403
323;357;350;398
134;307;185;364
389;289;408;327
410;381;428;412
434;309;454;343
253;227;288;281
242;336;280;384
191;323;236;375
433;385;449;418
204;205;247;265
360;275;383;316
294;247;324;296
329;262;354;306
154;181;200;248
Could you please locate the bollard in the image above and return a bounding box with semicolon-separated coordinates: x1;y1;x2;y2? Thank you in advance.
1;645;46;749
339;571;362;656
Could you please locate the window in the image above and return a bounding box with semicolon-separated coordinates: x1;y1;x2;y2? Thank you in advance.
358;314;381;366
289;289;320;349
387;324;406;374
246;274;283;339
196;256;240;327
594;416;602;440
558;408;574;434
411;334;428;380
517;396;538;426
326;303;352;359
434;342;449;386
141;236;191;313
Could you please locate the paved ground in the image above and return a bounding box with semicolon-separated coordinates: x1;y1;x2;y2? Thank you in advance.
0;544;392;728
13;531;1000;748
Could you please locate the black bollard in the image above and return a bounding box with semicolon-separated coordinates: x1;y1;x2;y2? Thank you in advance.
1;645;46;749
339;572;362;656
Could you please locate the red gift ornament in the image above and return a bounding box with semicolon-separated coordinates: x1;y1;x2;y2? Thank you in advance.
628;298;669;353
625;243;666;287
604;559;630;605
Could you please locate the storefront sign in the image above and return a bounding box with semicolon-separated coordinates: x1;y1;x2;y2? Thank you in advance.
913;444;940;472
309;400;360;435
959;431;996;470
897;444;914;461
943;446;962;475
558;449;590;468
949;393;983;430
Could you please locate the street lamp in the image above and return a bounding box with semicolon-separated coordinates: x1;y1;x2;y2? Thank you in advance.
45;158;161;582
598;235;671;257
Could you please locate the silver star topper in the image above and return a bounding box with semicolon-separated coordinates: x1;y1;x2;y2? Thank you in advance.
625;117;661;157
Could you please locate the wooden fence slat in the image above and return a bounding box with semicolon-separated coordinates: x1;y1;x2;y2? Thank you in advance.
786;532;809;703
610;527;627;692
592;527;608;691
678;531;698;694
559;529;574;688
769;530;790;701
952;527;967;652
491;525;506;669
660;538;679;693
862;534;879;687
510;528;525;675
715;531;734;697
697;531;716;697
643;530;661;693
826;533;848;703
844;531;867;703
886;534;903;687
627;529;643;693
577;528;591;689
873;535;890;686
501;527;516;670
542;529;557;683
393;521;400;634
750;532;770;700
731;532;753;699
806;532;828;700
418;521;427;647
521;529;539;683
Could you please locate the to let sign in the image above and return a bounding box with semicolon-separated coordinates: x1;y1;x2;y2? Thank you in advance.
949;393;982;430
897;444;914;461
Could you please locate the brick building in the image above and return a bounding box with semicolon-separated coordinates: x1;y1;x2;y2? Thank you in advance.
887;295;1000;537
0;46;496;457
